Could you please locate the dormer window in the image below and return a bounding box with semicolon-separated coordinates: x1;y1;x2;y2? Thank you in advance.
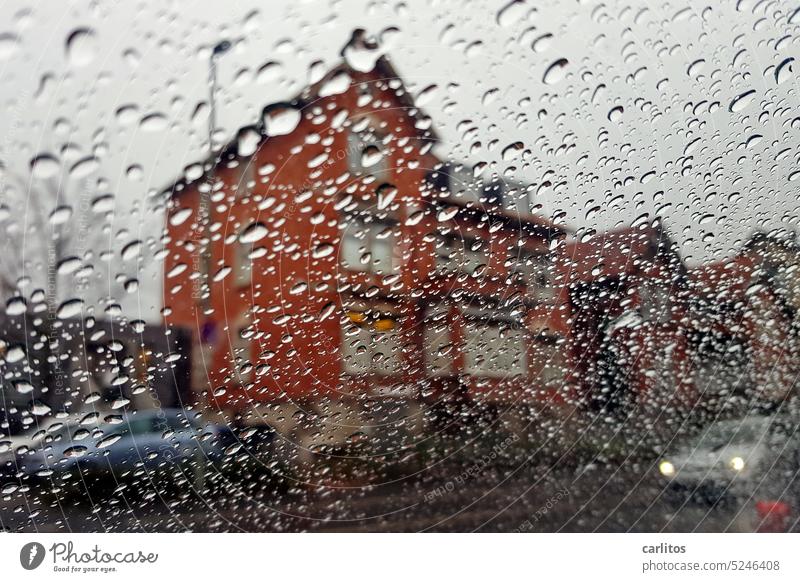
639;282;671;323
434;234;488;276
510;250;553;300
347;124;388;180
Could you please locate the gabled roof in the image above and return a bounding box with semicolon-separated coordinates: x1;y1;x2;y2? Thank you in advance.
161;32;439;201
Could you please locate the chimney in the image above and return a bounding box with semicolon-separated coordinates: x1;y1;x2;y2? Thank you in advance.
341;28;378;57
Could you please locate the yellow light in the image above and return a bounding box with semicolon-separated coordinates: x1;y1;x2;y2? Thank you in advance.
347;311;366;324
659;460;675;476
374;318;396;331
729;456;745;471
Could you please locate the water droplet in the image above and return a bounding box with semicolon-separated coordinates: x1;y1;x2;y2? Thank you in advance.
66;28;97;67
318;71;351;97
729;89;756;113
497;0;528;27
56;298;84;319
5;345;25;363
14;380;33;394
415;84;439;107
608;106;624;122
30;402;51;416
30;154;60;179
121;240;142;260
406;210;425;226
687;59;705;78
115;104;139;125
1;483;19;495
343;31;383;72
263;106;301;137
502;141;524;161
240;222;268;243
360;145;383;167
91;194;115;213
531;33;553;53
111;397;130;410
289;281;308;295
0;33;20;60
97;434;121;449
48;205;72;225
140;113;168;132
312;243;335;259
237;127;260;157
256;61;283;83
377;184;397;210
6;297;26;316
170;207;192;226
64;445;88;458
319;302;336;320
126;164;143;182
775;57;794;85
69;156;99;179
543;58;569;85
437;206;459;222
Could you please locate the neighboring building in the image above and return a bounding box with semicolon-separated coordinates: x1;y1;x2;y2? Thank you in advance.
419;164;570;425
562;221;690;417
687;233;799;411
0;314;191;435
742;230;800;317
161;36;569;456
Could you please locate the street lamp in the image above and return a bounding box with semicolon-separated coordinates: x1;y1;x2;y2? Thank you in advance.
197;39;231;327
208;40;232;153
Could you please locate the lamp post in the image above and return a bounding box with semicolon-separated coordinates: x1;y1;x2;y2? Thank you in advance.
207;40;231;155
197;39;231;329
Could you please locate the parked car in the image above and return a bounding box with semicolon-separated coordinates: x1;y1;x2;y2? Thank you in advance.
656;414;800;506
0;408;272;496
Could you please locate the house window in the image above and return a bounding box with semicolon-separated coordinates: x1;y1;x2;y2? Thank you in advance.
340;215;394;274
423;306;453;377
511;250;553;300
233;241;253;286
237;161;256;198
639;282;671;323
434;235;459;274
341;311;402;376
462;320;527;377
530;335;565;386
347;125;388;180
434;235;488;276
231;325;253;384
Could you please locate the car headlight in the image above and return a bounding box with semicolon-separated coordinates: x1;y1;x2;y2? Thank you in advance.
729;456;745;471
659;460;675;476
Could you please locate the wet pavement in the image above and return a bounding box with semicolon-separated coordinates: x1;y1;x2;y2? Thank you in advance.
0;458;773;533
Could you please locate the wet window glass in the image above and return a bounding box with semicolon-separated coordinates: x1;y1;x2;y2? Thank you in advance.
3;0;800;537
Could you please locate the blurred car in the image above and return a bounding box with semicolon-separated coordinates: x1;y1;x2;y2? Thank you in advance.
656;414;800;505
0;408;273;495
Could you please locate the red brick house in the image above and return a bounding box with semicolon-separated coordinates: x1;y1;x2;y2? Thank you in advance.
562;221;691;418
418;164;570;426
161;36;569;458
687;240;797;411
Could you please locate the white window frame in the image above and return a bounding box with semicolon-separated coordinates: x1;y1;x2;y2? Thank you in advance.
341;313;403;377
340;216;395;274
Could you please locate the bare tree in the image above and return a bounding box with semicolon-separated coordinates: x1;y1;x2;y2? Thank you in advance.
0;166;84;312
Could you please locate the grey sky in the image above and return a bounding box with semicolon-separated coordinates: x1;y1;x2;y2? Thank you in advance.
0;0;798;322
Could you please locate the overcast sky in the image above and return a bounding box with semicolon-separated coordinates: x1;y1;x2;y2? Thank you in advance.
1;0;799;321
